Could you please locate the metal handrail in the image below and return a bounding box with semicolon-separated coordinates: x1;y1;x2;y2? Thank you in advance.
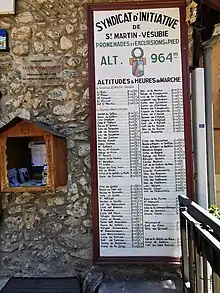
179;195;220;237
179;195;220;293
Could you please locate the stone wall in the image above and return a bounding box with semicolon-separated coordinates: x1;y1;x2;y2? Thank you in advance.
0;0;192;278
0;0;93;277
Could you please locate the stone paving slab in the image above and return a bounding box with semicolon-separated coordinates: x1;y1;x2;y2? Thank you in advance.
98;278;184;293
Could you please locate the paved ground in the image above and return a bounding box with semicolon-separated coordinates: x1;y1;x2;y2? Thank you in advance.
98;278;184;293
0;277;184;292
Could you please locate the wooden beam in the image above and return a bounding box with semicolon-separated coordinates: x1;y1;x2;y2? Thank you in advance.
198;0;220;12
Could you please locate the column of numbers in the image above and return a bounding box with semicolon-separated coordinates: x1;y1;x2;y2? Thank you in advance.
174;138;186;192
129;112;141;178
128;89;139;105
131;184;144;248
172;89;184;132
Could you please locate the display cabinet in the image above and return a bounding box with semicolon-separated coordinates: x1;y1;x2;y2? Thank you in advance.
0;117;67;192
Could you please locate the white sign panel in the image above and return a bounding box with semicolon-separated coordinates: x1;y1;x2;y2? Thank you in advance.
0;0;15;14
93;7;186;258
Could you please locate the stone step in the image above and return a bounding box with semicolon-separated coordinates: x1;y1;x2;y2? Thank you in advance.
0;277;81;293
0;278;9;291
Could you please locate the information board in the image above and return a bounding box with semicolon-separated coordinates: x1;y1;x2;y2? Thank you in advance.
88;1;193;263
21;56;63;86
0;0;15;14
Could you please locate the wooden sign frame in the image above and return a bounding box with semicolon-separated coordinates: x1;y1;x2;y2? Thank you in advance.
88;0;193;264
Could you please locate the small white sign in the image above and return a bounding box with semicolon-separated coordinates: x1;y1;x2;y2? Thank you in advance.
31;143;46;167
0;0;15;14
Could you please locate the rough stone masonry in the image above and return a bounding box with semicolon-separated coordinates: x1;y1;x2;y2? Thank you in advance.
0;0;193;278
0;0;93;277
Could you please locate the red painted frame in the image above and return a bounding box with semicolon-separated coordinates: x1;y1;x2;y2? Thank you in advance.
87;0;194;264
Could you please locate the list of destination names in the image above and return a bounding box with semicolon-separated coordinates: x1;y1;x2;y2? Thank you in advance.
93;7;186;258
97;86;185;257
